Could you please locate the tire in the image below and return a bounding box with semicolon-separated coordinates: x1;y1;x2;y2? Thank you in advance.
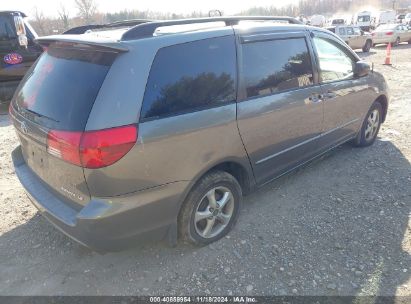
352;101;383;147
362;40;372;52
178;171;242;246
394;37;400;46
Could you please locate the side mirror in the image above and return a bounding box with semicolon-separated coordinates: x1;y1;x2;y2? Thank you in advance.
354;61;370;77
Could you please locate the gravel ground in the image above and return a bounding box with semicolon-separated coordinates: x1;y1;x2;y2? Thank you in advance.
0;44;410;296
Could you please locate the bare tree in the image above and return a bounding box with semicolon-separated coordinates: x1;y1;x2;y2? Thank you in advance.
32;7;47;35
74;0;97;23
58;3;70;30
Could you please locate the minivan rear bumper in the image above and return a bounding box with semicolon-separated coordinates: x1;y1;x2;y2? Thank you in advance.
12;146;188;252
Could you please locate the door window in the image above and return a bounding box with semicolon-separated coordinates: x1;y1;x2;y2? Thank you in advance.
241;37;314;99
346;27;354;35
338;28;346;35
312;37;355;83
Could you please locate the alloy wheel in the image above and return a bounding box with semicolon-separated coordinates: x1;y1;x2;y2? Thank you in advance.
194;186;234;239
364;109;380;141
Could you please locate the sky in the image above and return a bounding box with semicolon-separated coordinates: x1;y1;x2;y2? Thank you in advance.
3;0;298;18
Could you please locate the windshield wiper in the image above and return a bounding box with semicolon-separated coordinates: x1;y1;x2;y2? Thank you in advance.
22;108;59;123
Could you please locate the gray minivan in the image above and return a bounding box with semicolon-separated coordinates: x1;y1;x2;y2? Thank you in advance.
9;17;389;251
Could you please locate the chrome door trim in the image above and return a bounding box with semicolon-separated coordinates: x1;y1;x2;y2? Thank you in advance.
258;133;356;188
255;118;359;165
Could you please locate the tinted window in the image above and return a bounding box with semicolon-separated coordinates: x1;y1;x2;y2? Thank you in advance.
141;36;236;120
0;15;15;40
312;37;354;83
15;46;115;130
242;38;313;99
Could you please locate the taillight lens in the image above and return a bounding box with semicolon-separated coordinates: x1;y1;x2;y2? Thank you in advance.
386;31;394;36
47;130;82;166
47;125;137;169
80;125;137;169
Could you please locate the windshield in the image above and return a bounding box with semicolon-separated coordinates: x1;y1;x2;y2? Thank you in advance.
357;15;370;22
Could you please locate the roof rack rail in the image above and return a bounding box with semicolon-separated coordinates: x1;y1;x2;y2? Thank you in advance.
121;16;302;40
63;19;151;35
0;11;27;17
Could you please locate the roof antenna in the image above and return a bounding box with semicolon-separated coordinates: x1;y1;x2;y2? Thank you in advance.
209;10;222;17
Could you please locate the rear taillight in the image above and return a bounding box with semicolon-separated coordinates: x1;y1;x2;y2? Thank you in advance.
47;125;137;169
47;130;82;166
386;31;394;36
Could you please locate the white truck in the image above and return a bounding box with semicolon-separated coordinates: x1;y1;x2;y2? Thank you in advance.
356;11;372;31
376;10;396;25
310;15;326;27
356;10;396;31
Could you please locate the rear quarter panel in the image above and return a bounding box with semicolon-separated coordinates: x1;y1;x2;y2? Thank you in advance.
84;105;250;197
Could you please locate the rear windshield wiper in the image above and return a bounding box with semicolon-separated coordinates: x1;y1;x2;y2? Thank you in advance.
22;108;60;123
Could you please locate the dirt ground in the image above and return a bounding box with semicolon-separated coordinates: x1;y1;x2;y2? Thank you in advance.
0;44;410;296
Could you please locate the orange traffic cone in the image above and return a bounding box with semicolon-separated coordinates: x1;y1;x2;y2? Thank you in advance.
383;43;392;65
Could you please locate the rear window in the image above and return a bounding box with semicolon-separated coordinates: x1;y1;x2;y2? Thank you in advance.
0;15;15;40
141;36;236;121
15;46;115;130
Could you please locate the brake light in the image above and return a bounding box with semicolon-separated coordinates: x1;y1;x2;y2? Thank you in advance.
386;31;394;36
80;126;137;169
47;125;137;169
47;130;82;166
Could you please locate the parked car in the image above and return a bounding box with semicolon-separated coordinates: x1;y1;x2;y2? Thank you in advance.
375;10;397;26
9;17;389;251
356;11;373;31
404;13;411;25
356;10;396;31
0;11;43;105
330;18;346;26
327;25;373;52
372;23;411;46
396;14;406;23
